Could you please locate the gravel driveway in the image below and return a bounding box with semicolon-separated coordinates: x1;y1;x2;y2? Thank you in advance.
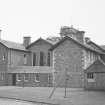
0;86;105;105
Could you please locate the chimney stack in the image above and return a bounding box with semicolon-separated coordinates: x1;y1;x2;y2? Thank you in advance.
23;36;31;47
76;31;85;43
85;37;90;44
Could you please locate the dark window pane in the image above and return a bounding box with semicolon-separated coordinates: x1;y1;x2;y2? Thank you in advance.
87;73;94;79
47;52;50;66
33;53;36;66
40;52;44;66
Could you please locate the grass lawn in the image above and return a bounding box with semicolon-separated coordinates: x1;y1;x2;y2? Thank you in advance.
0;86;105;105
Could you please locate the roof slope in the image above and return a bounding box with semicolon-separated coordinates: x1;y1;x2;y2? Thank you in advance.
0;40;27;51
26;38;53;49
100;45;105;50
50;36;105;54
87;41;105;52
85;59;105;73
46;36;61;45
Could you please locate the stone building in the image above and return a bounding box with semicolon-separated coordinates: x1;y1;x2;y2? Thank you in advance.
84;59;105;90
0;26;105;89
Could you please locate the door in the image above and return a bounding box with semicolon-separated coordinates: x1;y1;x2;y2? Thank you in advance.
12;74;16;86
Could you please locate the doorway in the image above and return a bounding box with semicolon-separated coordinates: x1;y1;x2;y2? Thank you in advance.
12;74;16;86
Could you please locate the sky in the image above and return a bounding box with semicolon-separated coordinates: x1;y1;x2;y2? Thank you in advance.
0;0;105;45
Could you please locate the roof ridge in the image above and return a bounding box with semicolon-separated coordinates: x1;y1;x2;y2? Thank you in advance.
26;37;53;48
99;59;105;66
88;40;105;52
0;39;27;51
50;36;105;54
84;59;105;73
0;39;23;45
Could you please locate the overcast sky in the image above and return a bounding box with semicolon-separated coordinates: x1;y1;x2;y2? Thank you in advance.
0;0;105;45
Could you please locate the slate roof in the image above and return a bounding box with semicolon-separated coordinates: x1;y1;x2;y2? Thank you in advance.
50;36;105;54
8;66;54;73
85;59;105;73
87;41;105;52
100;45;105;50
26;38;53;49
46;36;62;45
0;35;104;55
0;40;28;51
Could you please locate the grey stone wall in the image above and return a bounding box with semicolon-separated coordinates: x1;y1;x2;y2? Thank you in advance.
84;73;105;90
28;40;53;66
53;39;84;87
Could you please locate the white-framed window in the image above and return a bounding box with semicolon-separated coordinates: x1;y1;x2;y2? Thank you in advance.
24;73;29;81
17;74;22;81
35;73;40;82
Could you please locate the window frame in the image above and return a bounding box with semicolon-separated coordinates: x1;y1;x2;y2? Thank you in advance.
87;73;94;79
48;74;52;84
24;54;27;65
40;51;44;66
33;52;36;66
35;73;40;82
47;52;51;66
0;73;4;80
24;73;29;81
17;74;22;81
2;53;6;61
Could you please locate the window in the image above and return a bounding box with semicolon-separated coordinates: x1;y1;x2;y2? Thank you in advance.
35;73;40;82
48;74;52;83
47;52;50;66
87;73;95;82
24;73;29;81
40;52;44;66
0;73;4;80
17;74;22;81
24;54;27;65
87;73;94;79
1;73;4;80
33;53;36;66
2;53;5;61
